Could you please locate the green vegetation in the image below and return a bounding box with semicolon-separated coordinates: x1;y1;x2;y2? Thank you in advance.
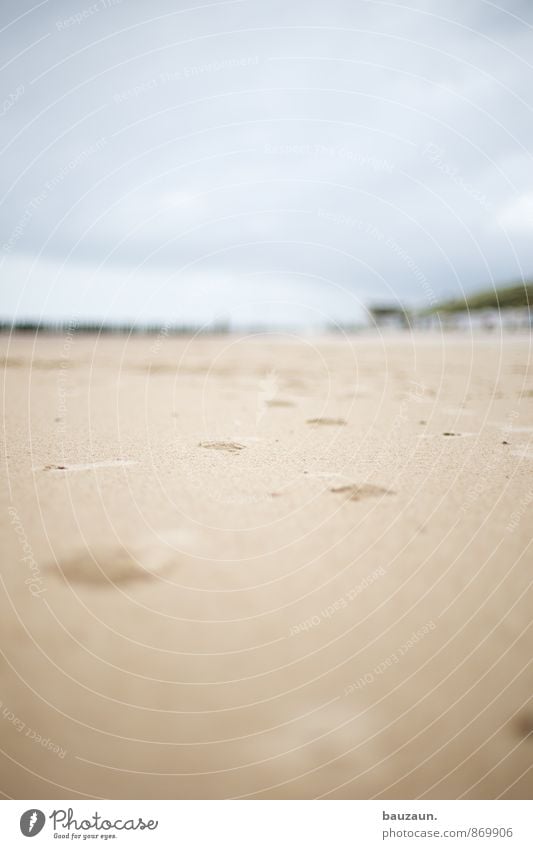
428;282;533;314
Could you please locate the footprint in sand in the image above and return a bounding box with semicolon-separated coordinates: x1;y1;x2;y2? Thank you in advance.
330;484;394;501
199;441;246;453
49;536;183;585
266;399;294;408
40;459;137;472
514;712;533;739
307;417;347;426
417;432;476;440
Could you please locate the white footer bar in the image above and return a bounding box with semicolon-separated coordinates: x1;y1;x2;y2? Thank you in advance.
1;800;531;847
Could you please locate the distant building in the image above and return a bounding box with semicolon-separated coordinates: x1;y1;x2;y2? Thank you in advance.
367;304;410;329
413;307;532;331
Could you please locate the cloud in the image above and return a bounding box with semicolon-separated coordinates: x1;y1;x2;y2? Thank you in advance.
1;0;532;324
499;192;533;232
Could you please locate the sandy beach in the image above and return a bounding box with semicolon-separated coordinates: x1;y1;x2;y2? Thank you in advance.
1;331;532;799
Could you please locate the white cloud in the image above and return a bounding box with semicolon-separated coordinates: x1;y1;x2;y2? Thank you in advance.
499;193;533;232
1;0;532;323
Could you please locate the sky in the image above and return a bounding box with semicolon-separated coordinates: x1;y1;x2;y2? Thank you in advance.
1;0;532;328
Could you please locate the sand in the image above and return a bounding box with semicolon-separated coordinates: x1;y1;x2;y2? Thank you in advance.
0;330;532;799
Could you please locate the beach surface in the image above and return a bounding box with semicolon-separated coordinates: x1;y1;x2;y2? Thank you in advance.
1;331;532;799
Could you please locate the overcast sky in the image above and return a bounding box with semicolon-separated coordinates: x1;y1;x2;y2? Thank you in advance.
1;0;532;327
